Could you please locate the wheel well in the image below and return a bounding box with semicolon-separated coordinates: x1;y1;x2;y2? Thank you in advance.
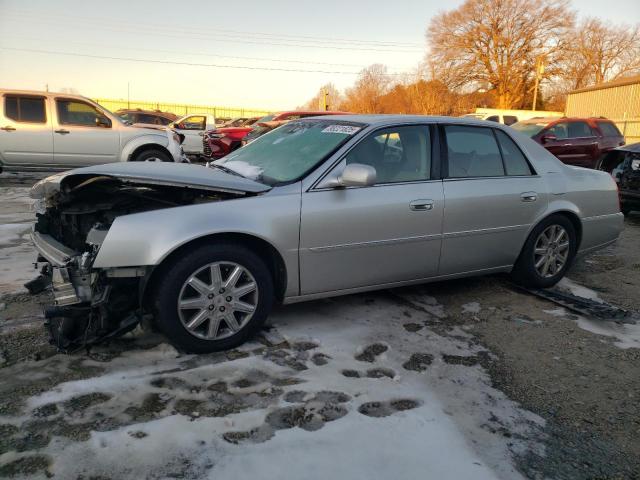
141;233;288;309
129;143;172;162
553;210;582;249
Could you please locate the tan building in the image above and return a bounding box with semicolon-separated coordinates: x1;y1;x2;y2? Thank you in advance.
566;75;640;143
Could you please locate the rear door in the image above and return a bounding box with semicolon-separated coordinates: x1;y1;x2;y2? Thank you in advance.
172;115;207;154
0;93;53;166
440;125;548;275
53;97;120;166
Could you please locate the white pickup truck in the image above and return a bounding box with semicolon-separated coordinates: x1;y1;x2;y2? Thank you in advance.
0;90;185;172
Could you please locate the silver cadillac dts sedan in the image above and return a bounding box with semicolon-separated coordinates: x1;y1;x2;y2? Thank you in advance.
29;115;624;353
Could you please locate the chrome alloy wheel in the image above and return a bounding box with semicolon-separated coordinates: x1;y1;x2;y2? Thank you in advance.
533;225;570;278
177;262;258;340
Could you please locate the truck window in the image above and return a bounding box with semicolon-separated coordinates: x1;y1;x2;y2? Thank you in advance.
56;99;111;128
486;115;499;122
503;115;518;126
4;95;46;123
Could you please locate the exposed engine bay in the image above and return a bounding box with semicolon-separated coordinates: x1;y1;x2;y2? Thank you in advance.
28;172;245;352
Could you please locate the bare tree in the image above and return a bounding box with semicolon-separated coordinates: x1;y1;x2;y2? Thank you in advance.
340;64;392;113
562;18;640;89
426;0;574;109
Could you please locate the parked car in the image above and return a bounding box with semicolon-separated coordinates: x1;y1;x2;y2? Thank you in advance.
116;108;178;126
510;117;625;168
598;143;640;215
222;117;259;127
203;111;345;160
29;115;623;353
0;90;185;171
463;108;563;126
242;110;349;145
168;114;217;157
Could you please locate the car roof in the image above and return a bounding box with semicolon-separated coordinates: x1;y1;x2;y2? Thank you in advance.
294;114;514;127
0;88;92;101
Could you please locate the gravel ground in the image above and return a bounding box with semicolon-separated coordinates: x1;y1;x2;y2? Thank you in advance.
1;171;639;479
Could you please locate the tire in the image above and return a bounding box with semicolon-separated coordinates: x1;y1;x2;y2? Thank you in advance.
511;214;577;289
152;243;274;353
132;148;172;162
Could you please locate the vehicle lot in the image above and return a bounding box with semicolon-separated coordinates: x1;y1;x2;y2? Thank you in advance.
1;171;639;479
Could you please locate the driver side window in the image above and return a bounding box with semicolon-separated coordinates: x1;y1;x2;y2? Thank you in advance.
345;126;431;184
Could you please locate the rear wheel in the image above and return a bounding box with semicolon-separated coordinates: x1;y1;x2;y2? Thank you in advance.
512;215;577;288
152;244;273;353
132;149;172;162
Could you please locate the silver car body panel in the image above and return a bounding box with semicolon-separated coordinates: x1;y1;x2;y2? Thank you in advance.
34;115;624;304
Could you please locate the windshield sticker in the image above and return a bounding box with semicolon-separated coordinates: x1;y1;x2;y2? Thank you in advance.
322;125;361;135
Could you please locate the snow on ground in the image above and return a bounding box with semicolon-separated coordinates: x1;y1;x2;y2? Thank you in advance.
545;279;640;349
0;187;37;294
557;277;603;303
1;294;544;479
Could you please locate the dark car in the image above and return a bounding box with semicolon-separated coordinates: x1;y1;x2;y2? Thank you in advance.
511;117;625;168
598;143;640;215
203;111;347;160
116;108;178;126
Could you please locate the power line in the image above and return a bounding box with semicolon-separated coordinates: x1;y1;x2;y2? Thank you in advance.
0;46;406;76
11;36;412;71
1;13;423;53
2;9;424;48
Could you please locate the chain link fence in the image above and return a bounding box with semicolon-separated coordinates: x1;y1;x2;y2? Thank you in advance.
93;98;271;120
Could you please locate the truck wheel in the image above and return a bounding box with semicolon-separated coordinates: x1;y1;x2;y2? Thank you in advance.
511;214;577;289
152;244;274;353
133;149;172;162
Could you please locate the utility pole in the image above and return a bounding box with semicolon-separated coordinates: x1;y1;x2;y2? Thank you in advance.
532;58;544;111
322;88;330;111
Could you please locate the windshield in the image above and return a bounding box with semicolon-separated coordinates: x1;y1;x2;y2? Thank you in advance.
510;122;547;137
214;119;364;185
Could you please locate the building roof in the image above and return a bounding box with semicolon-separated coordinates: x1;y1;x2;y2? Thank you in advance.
569;75;640;95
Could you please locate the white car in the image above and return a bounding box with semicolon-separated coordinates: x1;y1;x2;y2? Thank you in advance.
0;90;185;172
169;113;217;156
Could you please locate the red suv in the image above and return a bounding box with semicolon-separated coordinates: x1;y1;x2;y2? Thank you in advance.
510;117;625;168
203;110;347;160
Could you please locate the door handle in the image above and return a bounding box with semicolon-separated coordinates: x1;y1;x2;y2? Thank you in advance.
0;126;16;131
55;129;70;135
520;192;537;202
409;199;434;211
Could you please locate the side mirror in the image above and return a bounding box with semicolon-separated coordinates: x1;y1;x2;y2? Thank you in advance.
541;133;557;144
339;163;377;187
95;116;110;128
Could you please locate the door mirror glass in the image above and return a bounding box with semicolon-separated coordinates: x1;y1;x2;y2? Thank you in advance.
541;133;557;144
339;163;377;187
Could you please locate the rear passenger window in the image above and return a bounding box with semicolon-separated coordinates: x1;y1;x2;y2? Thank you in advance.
495;130;533;175
486;115;499;122
566;121;594;138
445;126;504;178
4;95;46;123
597;121;622;137
503;115;518;126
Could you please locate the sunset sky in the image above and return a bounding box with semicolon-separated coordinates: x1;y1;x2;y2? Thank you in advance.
1;0;638;110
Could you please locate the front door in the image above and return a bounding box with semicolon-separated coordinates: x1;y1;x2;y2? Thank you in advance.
543;121;598;167
299;124;444;295
0;94;53;167
440;125;548;275
53;98;120;166
173;115;207;154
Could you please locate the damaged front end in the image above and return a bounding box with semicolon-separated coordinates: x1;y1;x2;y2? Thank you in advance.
27;167;249;352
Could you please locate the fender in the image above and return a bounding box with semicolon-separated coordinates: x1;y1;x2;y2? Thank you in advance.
119;133;170;162
92;188;302;297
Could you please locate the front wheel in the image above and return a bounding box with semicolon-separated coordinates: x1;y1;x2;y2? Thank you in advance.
132;149;172;162
511;215;577;289
152;244;274;353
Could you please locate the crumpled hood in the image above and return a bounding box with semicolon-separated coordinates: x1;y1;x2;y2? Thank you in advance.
30;162;271;200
